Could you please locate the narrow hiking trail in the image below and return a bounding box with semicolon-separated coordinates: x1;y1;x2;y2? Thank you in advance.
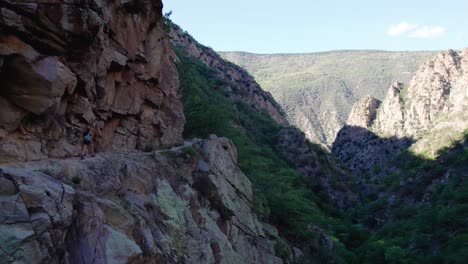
0;139;204;170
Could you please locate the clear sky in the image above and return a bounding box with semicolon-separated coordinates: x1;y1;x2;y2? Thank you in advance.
163;0;468;54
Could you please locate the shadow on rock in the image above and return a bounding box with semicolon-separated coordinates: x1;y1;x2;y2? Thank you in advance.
332;125;415;177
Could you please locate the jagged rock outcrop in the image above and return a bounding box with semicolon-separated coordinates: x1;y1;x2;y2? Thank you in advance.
0;0;185;163
373;82;406;137
220;50;437;149
404;50;467;136
333;49;468;174
347;96;380;129
375;49;468;143
277;128;357;208
0;137;282;264
168;22;288;126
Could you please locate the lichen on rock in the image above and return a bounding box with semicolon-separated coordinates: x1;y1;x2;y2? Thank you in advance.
0;138;282;264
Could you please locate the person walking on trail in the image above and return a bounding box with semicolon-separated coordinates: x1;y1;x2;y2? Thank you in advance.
81;126;95;159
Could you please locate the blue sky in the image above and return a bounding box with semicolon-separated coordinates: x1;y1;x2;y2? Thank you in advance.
163;0;468;53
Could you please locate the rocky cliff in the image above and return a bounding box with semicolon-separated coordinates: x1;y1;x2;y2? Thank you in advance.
0;0;185;163
0;137;281;264
220;50;437;148
346;95;380;129
333;49;468;174
168;22;288;126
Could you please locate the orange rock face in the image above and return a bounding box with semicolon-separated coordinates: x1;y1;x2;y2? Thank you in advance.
0;0;185;162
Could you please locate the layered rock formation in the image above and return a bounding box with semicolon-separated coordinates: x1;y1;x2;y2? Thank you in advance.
0;137;281;263
0;0;185;163
333;49;468;174
168;22;288;126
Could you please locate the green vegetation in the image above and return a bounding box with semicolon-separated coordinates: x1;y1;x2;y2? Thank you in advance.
352;136;468;263
160;150;177;160
220;51;437;147
177;45;466;263
176;47;361;261
181;145;197;157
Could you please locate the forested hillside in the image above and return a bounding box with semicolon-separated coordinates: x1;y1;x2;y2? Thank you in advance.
175;46;361;263
175;34;468;263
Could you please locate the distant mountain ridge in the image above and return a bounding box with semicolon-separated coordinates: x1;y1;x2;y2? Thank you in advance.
220;50;438;148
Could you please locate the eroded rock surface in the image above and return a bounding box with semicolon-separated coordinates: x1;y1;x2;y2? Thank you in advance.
0;0;185;163
0;137;281;264
333;49;468;174
347;95;380;129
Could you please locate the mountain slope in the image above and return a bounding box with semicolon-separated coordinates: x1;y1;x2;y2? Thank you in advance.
333;49;468;175
0;1;283;263
171;25;361;262
1;1;465;263
353;138;468;263
220;50;437;148
331;50;468;263
169;24;288;126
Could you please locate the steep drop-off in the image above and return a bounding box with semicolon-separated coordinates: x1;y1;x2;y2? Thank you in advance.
2;1;465;263
330;49;468;263
221;50;437;148
0;2;361;263
333;49;468;175
171;24;362;262
0;1;286;263
0;0;185;163
169;23;288;126
350;137;467;263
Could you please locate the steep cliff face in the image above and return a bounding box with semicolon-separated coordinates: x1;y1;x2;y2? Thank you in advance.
168;23;288;126
346;96;380;129
403;50;467;137
221;50;437;148
333;49;468;174
0;0;185;163
372;82;406;137
374;49;468;144
0;137;281;264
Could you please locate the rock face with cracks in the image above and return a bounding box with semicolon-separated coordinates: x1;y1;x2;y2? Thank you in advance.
333;49;468;174
0;0;185;163
0;137;282;264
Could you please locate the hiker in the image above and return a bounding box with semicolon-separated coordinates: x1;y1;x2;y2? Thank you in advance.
81;125;95;159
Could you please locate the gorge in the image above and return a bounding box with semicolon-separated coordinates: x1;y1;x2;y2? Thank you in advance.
0;1;466;263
